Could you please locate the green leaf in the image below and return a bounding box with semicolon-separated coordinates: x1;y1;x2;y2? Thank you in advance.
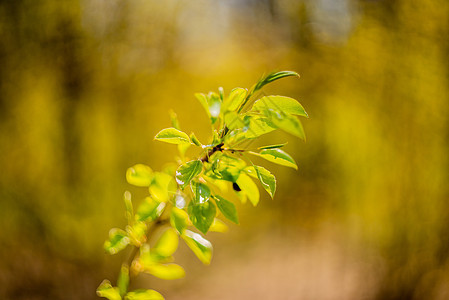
207;154;246;182
153;228;179;257
139;244;175;269
149;172;177;202
181;230;213;265
224;111;245;130
117;264;130;297
196;92;223;124
227;115;276;143
215;167;241;183
258;143;287;150
263;109;306;140
195;93;211;117
169;110;180;130
154;128;191;145
207;92;222;122
236;173;260;206
243;115;276;139
218;87;224;101
213;195;239;224
188;199;216;234
253;71;299;92
176;160;202;189
135;197;165;222
237;71;299;114
126;164;153;187
203;175;229;192
208;218;229;233
139;244;155;266
97;280;122;300
212;130;222;146
170;207;189;234
222;88;247;112
145;263;185;280
104;228;130;255
190;132;202;147
252;96;308;117
126;222;147;247
190;181;211;204
245;166;276;198
249;148;298;170
125;289;164;300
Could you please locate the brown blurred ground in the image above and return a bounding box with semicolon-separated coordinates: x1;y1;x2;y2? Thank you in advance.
0;0;448;299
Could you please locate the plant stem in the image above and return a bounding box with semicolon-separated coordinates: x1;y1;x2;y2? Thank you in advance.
122;218;169;295
126;246;140;269
200;142;224;162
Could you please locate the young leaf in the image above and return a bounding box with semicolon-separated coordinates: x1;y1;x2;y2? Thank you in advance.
125;289;164;300
153;228;179;258
252;95;308;117
222;88;247;113
196;92;222;124
154;128;191;145
144;263;186;280
237;71;299;113
236;173;260;206
242;115;276;139
208;154;246;182
104;228;130;255
203;175;229;192
218;87;224;101
253;71;300;92
97;280;122;300
169;110;180;130
258;143;287;150
190;181;211;204
170;207;189;234
213;195;239;224
224;111;245;130
126;222;147;247
135;197;165;222
118;264;130;297
188;200;216;234
176;160;202;189
263;109;306;140
208;218;229;233
208;92;222;121
249;148;298;170
211;130;221;145
139;244;155;266
126;164;153;187
190;132;202;147
181;230;213;265
195;93;210;117
245;166;276;198
149;172;177;202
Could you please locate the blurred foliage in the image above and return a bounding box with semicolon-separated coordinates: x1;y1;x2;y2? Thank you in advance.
0;0;448;299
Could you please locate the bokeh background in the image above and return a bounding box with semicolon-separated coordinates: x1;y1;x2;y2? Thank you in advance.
1;0;448;299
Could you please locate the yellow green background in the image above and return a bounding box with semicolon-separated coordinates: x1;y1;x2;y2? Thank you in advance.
0;0;448;299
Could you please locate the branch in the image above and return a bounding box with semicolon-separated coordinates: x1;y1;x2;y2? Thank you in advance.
200;142;224;162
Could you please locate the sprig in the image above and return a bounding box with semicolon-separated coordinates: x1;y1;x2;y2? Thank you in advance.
97;71;307;299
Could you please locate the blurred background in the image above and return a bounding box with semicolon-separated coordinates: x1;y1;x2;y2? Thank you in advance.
0;0;448;299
